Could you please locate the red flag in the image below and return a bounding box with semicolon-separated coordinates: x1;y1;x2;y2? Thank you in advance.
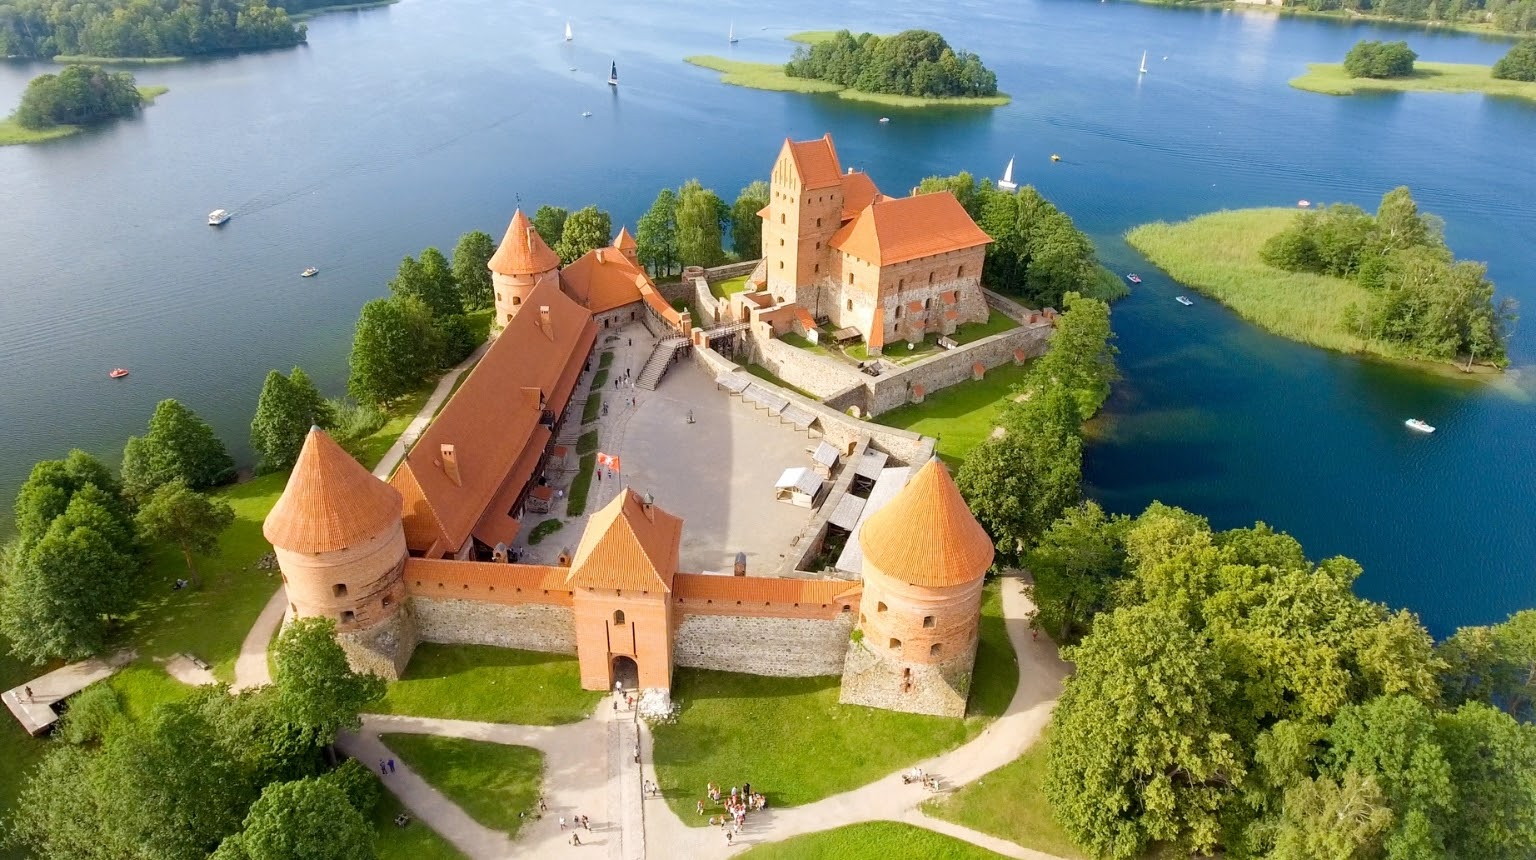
596;452;622;473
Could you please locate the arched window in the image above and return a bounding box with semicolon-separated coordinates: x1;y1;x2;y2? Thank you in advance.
613;610;626;625
847;273;854;285
513;296;523;306
889;638;902;652
930;643;942;657
341;610;355;624
958;265;965;278
877;601;888;613
781;214;786;224
333;583;348;598
816;218;822;227
929;272;935;284
923;615;935;629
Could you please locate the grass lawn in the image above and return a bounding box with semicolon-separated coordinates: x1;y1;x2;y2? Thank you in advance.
780;331;836;358
567;452;596;516
923;730;1087;859
375;644;601;724
710;274;752;299
599;351;614;369
951;309;1019;345
0;86;169;146
527;518;563;545
743;363;818;400
374;789;466;860
1290;62;1536;102
738;821;1010;859
107;663;196;721
653;583;1015;823
684;54;1009;107
877;362;1032;464
51;53;184;63
577;429;599;456
582;393;602;425
381;734;544;836
591;368;609;390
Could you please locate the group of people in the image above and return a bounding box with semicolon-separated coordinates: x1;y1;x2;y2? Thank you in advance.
558;809;591;846
902;766;941;792
699;781;767;843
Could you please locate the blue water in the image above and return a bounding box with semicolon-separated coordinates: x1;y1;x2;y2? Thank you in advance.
0;0;1532;635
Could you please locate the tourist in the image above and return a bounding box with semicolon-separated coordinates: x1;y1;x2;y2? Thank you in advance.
743;781;751;799
22;685;33;702
559;815;566;830
726;831;733;846
379;759;388;776
697;799;705;815
388;758;396;773
571;832;582;846
539;796;548;813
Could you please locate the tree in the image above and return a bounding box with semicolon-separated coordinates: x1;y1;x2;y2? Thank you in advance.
1432;701;1536;860
14;65;141;129
135;480;234;586
675;179;727;267
12;449;129;540
1493;39;1536;81
5;745;130;860
347;295;441;406
270;617;385;746
250;367;331;473
120;399;236;499
388;250;461;320
451;230;496;308
1025;501;1128;642
636;187;679;276
531;204;568;248
1344;40;1418;78
1322;695;1455;858
1438;609;1536;722
555;205;610;264
1268;770;1394;860
1031;292;1117;417
216;778;375;860
917;171;984;220
730;180;770;260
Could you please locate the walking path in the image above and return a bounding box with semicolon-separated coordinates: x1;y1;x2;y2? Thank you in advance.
372;339;493;480
2;649;136;736
232;584;288;691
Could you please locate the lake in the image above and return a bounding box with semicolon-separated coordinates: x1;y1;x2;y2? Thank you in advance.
1;0;1532;636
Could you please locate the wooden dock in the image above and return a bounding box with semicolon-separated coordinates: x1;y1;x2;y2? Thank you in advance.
2;649;135;736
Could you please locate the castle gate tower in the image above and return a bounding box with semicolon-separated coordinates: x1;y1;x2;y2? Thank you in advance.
489;209;561;333
839;458;995;717
263;428;416;678
761;134;845;302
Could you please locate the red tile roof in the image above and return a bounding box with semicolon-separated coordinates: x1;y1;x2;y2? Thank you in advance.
830;191;992;266
566;489;681;592
489;209;561;277
840;171;884;220
613;226;637;250
264;429;402;553
673;574;858;606
560;247;651;314
784;134;843;190
858;458;994;587
390;278;596;554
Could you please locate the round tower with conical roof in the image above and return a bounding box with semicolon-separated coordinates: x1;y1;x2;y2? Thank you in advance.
838;457;994;717
263;428;416;678
489;209;562;333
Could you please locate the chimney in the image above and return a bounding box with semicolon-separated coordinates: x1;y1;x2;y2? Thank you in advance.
521;386;543;411
641;491;655;522
734;551;747;577
439;443;461;487
596;248;605;264
538;305;553;340
847;166;853;175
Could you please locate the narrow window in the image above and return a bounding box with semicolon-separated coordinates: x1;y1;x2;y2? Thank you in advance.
814;264;820;273
877;601;888;613
847;273;854;285
846;299;853;311
929;272;935;284
898;278;904;288
613;610;626;625
816;218;822;227
958;265;965;277
496;293;502;302
889;638;902;652
341;610;356;624
333;583;348;598
779;238;784;246
779;261;784;269
513;296;522;305
923;615;935;629
382;596;393;608
930;643;942;657
895;305;902;319
781;214;786;224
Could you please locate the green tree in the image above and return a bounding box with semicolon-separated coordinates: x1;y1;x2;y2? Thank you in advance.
730;180;770;260
5;745;129;860
917;171;984;220
1025;501;1128;642
271;617;385;746
1268;770;1394;860
388;250;461;320
675;179;727;267
216;778;376;860
1493;38;1536;81
1438;609;1536;722
531;204;568;248
120;398;236;498
1344;40;1418;78
451;230;496;308
636;187;680;276
555;205;610;264
250;367;332;473
347;295;441;406
1031;292;1117;417
12;449;129;540
135;479;234;585
1433;701;1536;859
14;65;142;129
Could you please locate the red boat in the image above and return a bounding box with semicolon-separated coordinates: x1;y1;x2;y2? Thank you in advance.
109;368;130;379
1126;274;1142;284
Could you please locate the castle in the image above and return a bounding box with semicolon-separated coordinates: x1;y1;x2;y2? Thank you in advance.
261;133;1003;718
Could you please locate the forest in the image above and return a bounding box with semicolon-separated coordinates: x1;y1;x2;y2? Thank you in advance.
784;29;1000;99
0;0;305;59
1147;0;1536;32
12;65;141;128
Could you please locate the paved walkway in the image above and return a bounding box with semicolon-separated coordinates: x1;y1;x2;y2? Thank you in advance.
233;584;288;691
372;339;493;480
2;649;136;735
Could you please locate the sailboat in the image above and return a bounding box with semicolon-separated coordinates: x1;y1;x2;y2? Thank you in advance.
729;22;738;43
996;157;1017;191
607;61;619;86
1139;50;1149;75
564;21;572;41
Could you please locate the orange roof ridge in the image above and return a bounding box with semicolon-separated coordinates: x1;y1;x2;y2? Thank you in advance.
264;428;403;553
857;458;993;587
489;209;561;276
613;226;637;250
567;489;681;592
829;191;991;266
786;134;843;190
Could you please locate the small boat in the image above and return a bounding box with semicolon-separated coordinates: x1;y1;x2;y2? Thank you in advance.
301;267;319;278
729;22;737;43
564;21;572;41
109;368;130;379
607;61;619;87
1050;154;1061;162
997;156;1018;191
1126;274;1142;284
878;117;890;124
1176;296;1194;306
1405;418;1435;434
1139;50;1149;75
581;111;592;117
208;209;231;226
1297;199;1311;208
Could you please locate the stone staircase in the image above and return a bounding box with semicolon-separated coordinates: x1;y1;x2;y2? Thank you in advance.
636;335;688;391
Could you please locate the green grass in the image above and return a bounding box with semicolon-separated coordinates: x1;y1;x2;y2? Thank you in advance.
138;85;168;104
0;86;169;146
951;309;1020;345
374;789;466;860
684;54;1009;107
582;393;602;425
51;54;184;63
1085;264;1133;302
591;368;609;391
738;821;1010;859
599;351;614;369
923;730;1088;859
780;331;836;358
568;452;596;516
653;583;1015;822
375;644;601;725
1290;62;1536;101
381;734;544;836
576;429;599;455
878;362;1032;464
709;274;752;299
107;663;195;721
743;363;818;400
527;519;563;545
787;30;842;44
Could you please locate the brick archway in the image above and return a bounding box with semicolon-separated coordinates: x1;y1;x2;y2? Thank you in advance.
611;655;639;692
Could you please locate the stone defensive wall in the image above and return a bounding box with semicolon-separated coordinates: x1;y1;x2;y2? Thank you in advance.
403;558;578;654
671;573;859;676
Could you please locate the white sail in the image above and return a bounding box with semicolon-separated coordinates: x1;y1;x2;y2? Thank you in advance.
1139;50;1148;74
565;21;573;41
997;156;1017;190
729;22;737;42
608;61;618;86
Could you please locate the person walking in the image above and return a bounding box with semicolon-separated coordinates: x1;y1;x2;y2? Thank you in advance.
387;759;396;773
379;760;388;776
559;815;566;830
571;832;582;846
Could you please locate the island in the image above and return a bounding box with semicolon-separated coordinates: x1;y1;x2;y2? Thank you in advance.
1291;39;1536;101
1125;190;1514;374
0;0;307;62
1140;0;1536;39
0;66;167;146
686;30;1010;107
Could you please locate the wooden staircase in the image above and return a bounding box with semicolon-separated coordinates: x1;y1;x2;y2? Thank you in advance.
637;336;688;391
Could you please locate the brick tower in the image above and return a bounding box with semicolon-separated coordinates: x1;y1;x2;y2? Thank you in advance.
488;209;561;333
263;428;416;678
761;134;846;302
839;458;994;717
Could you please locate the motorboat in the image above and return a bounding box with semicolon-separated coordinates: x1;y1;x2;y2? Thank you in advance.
608;61;619;86
109;368;130;379
1298;199;1311;208
1050;154;1061;162
582;111;593;117
1405;418;1435;433
208;209;231;226
1176;296;1194;306
878;117;890;123
301;267;319;278
997;156;1018;191
1126;273;1142;284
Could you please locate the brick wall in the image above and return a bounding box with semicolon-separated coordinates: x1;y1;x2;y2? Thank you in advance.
335;606;418;680
412;598;577;653
837;637;977;718
673;612;855;676
864;322;1052;415
702;260;761;281
751;336;866;399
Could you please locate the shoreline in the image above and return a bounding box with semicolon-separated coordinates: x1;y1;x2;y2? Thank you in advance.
683;55;1011;107
292;0;398;21
1290;61;1536;102
1134;0;1533;41
52;53;185;64
0;84;167;147
1125;207;1504;380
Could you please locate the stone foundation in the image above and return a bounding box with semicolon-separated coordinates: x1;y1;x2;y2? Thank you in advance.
673;612;855;676
411;597;577;654
837;635;977;718
335;605;418;680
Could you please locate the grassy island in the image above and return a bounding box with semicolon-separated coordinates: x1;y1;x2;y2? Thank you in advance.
1291;61;1536;101
0;84;167;146
686;30;1011;108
